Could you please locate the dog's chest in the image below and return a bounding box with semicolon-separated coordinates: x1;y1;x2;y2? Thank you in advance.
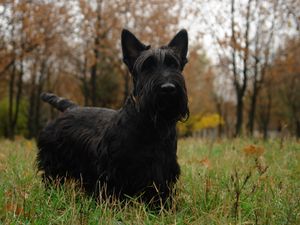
109;139;176;183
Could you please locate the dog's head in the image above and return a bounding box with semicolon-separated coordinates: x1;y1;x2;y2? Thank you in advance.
121;29;189;123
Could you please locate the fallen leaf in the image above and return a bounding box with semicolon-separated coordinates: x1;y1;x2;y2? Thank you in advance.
243;145;265;157
4;203;24;216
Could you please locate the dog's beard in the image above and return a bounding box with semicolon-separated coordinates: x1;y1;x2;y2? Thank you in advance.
139;87;189;125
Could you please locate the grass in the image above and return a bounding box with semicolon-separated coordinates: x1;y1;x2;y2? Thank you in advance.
0;137;299;224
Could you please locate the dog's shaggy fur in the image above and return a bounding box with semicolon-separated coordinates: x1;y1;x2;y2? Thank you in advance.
37;29;189;205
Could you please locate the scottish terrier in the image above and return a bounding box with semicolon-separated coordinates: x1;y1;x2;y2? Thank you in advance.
37;29;189;206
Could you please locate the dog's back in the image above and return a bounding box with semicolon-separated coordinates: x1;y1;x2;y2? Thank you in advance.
37;95;117;191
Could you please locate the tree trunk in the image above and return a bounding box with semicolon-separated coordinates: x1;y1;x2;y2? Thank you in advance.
34;61;47;137
215;98;223;138
262;92;272;140
231;0;251;137
247;1;276;137
27;86;36;139
83;53;89;106
7;60;16;139
90;61;97;106
247;35;260;136
90;0;103;106
34;84;42;137
235;95;244;137
231;0;239;137
296;120;300;139
248;93;257;136
7;1;16;139
27;60;46;138
248;60;259;136
12;60;24;136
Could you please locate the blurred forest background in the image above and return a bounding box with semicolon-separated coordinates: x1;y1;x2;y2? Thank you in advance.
0;0;299;140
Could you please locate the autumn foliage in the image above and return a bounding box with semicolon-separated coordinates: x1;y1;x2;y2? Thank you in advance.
0;0;299;139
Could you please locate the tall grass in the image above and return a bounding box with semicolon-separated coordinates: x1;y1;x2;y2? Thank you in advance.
0;138;299;224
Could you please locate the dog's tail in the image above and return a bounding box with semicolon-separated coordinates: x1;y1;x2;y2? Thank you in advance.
40;92;77;112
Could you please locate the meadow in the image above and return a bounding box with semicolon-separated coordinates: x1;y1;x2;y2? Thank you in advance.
0;138;299;224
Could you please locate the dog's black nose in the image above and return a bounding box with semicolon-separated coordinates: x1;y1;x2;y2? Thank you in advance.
160;83;176;94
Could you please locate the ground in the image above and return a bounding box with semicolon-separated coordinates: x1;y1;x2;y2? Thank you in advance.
0;138;299;224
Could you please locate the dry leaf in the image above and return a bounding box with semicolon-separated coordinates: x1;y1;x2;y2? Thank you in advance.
243;145;265;157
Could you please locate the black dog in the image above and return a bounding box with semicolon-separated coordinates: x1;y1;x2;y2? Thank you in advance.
37;29;189;205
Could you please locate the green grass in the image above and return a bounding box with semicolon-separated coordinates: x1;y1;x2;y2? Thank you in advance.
0;138;299;224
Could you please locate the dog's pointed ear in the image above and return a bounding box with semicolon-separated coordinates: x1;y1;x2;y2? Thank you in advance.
121;29;150;71
168;29;188;68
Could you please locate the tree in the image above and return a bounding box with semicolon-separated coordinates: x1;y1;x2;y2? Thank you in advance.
77;0;183;107
246;0;278;136
273;37;300;137
1;1;40;139
190;0;299;137
24;1;72;138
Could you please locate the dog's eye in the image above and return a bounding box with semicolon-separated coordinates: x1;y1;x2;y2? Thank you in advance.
164;56;179;69
141;57;156;72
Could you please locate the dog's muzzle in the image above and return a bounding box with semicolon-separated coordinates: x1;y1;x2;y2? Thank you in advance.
159;82;176;95
156;82;182;112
